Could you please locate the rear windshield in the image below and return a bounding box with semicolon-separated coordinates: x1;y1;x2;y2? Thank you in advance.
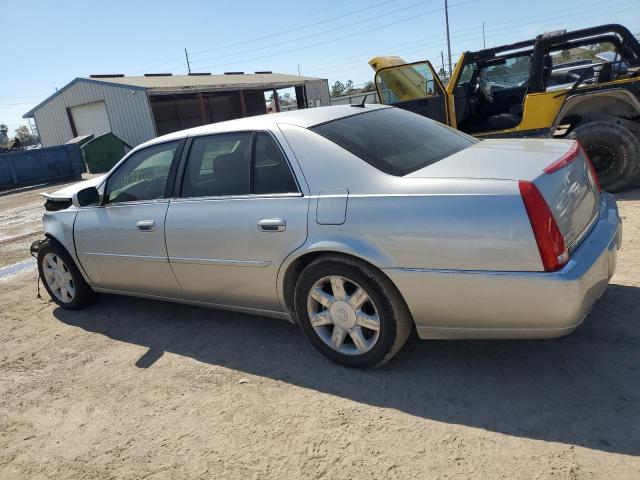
310;107;477;176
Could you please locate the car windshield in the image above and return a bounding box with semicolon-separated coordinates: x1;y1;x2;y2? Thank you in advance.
310;108;477;176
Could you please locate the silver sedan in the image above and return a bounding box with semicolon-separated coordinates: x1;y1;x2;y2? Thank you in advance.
36;105;621;367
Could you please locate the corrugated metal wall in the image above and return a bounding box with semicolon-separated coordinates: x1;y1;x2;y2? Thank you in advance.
303;80;331;108
33;80;156;147
330;91;379;105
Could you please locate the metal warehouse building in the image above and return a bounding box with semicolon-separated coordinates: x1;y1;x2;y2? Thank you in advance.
23;72;330;147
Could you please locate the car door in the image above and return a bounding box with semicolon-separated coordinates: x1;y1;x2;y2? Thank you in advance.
164;130;308;313
375;60;450;125
74;140;183;295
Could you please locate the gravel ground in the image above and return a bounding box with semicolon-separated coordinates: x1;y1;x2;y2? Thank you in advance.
0;186;639;479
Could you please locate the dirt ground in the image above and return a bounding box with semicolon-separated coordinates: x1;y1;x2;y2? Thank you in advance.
1;184;639;479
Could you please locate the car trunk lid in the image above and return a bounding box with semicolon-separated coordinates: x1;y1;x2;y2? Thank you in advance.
407;138;600;252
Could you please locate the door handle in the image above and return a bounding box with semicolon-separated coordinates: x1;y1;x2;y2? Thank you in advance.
136;220;156;232
257;218;286;232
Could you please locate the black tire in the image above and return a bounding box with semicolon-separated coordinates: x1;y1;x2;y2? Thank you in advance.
37;238;95;310
294;255;413;368
569;121;640;192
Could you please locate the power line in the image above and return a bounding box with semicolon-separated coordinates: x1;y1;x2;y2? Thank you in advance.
309;0;638;79
131;55;186;74
189;0;435;65
194;0;481;72
0;93;49;100
312;0;636;75
303;32;445;71
191;0;400;55
133;0;399;74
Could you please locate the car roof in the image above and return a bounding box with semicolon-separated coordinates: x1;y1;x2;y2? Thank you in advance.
138;104;390;149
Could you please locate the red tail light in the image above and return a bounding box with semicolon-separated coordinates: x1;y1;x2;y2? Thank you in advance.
543;141;579;174
518;180;568;272
578;142;602;192
542;140;601;192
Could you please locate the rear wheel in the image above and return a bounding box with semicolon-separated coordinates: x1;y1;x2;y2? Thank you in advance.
294;255;413;368
38;239;95;310
569;121;640;192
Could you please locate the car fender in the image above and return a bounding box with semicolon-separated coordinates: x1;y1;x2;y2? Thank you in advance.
276;234;395;315
553;88;640;131
42;209;92;284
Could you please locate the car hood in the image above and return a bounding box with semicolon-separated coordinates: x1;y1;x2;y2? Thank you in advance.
41;175;106;200
406;138;575;182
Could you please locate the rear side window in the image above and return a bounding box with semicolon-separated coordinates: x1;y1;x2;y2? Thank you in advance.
311;108;476;176
253;133;298;194
182;133;252;197
181;131;298;198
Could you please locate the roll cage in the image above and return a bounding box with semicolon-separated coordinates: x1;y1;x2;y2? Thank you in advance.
465;24;640;93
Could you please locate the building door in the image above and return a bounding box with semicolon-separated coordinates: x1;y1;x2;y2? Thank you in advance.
70;101;112;137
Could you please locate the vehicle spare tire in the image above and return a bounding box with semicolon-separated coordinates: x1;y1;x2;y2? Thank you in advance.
569;121;640;192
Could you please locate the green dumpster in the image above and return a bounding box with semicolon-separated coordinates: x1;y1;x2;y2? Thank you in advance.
66;135;94;172
79;132;131;173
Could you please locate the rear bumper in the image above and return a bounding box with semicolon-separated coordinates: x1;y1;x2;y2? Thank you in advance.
385;193;621;339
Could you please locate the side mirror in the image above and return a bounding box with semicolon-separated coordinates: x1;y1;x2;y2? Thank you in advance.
73;186;100;207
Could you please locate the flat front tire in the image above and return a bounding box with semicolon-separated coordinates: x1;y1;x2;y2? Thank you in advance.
37;239;95;310
294;255;413;368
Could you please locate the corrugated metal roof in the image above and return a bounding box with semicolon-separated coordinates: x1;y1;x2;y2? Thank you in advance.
24;73;328;118
81;73;326;92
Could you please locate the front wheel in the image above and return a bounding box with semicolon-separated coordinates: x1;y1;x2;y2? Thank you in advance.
294;255;413;368
569;121;640;192
37;239;95;310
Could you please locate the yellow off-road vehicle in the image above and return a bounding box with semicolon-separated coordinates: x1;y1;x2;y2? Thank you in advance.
370;24;640;190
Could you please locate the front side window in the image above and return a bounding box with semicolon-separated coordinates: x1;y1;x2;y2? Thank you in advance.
105;141;178;204
457;63;477;86
311;108;477;176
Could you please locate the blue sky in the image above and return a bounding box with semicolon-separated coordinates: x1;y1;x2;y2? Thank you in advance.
1;0;639;132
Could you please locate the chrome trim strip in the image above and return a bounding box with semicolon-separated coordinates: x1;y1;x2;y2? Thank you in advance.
168;256;271;267
83;252;168;263
388;260;578;277
170;193;302;203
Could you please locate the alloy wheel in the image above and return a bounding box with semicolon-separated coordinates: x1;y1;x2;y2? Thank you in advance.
306;275;381;356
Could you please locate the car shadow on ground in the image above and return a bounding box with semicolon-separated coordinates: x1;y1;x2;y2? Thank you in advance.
54;282;640;456
614;186;640;202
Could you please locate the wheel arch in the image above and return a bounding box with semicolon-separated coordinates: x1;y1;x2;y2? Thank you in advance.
553;89;640;133
42;210;92;284
277;240;400;322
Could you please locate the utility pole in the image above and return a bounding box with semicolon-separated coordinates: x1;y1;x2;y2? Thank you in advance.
441;50;446;81
482;21;486;49
444;0;453;78
185;48;192;74
297;64;301;76
27;118;36;142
